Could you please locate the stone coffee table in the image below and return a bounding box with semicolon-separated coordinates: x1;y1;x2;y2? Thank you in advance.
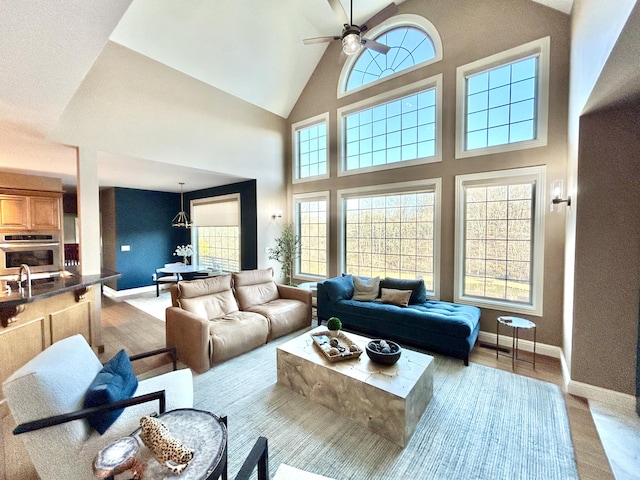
276;326;434;447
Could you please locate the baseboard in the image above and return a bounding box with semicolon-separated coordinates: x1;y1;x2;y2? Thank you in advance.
477;330;562;359
102;285;158;298
568;380;637;413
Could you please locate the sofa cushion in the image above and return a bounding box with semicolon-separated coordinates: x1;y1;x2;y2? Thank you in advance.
380;288;412;307
208;311;269;364
353;276;380;301
380;277;428;305
233;268;279;310
247;299;310;340
323;275;354;303
177;275;239;319
83;349;138;434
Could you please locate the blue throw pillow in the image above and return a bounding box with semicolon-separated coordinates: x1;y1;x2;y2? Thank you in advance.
324;275;354;303
83;349;138;434
380;278;427;305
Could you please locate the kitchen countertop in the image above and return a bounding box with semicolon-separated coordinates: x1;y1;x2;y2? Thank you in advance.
0;268;120;307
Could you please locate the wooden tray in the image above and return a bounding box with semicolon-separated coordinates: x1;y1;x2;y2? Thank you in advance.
311;330;362;363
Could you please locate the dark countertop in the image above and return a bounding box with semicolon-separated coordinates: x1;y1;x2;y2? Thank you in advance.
0;268;120;307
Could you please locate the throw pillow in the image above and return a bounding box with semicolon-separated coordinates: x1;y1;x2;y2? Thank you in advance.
352;276;380;301
380;277;428;304
380;288;412;307
324;275;354;303
83;349;138;435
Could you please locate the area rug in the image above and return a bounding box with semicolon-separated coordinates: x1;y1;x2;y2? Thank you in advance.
193;329;579;480
124;292;171;321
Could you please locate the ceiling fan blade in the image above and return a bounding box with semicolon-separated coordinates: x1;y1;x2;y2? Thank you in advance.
360;2;399;32
362;38;391;54
303;36;341;45
327;0;350;26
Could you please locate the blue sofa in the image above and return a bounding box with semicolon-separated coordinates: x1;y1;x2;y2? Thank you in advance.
317;275;481;365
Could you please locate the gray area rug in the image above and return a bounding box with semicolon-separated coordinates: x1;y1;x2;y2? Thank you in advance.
193;328;578;480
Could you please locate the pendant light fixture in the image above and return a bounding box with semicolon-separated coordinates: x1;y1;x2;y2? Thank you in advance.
172;182;193;228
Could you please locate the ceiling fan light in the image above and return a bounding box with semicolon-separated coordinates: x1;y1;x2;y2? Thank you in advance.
342;32;362;55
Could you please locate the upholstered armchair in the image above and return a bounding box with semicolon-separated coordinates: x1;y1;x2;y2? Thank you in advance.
2;334;193;480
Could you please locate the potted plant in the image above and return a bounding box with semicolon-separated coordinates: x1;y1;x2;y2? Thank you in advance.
326;317;342;337
267;223;300;285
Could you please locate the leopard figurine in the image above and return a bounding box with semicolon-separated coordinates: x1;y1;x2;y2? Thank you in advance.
139;416;195;475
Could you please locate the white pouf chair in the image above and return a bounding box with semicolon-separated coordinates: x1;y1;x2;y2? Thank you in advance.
2;334;193;480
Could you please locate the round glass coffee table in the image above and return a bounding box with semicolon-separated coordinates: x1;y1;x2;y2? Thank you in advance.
496;316;536;369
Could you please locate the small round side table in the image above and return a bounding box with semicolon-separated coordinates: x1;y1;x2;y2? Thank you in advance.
496;316;536;369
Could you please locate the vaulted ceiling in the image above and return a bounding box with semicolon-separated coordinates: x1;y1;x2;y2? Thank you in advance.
1;0;574;192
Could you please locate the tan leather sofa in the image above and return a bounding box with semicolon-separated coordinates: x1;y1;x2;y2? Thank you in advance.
166;268;312;373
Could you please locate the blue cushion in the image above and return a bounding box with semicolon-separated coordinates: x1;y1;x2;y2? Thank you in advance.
324;275;354;303
380;277;427;304
83;349;138;434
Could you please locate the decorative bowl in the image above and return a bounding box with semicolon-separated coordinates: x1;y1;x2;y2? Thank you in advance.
365;339;402;365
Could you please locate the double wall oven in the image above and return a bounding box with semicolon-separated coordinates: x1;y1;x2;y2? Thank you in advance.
0;233;62;276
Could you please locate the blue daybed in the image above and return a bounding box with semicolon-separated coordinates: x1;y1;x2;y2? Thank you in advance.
316;275;481;365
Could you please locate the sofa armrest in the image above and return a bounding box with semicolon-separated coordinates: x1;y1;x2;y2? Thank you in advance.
277;284;312;305
166;306;211;373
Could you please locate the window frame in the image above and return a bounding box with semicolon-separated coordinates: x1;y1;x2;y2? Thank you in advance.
337;179;441;299
337;74;443;177
455;37;550;159
291;112;330;184
292;191;330;281
338;14;443;98
453;166;546;316
190;193;241;272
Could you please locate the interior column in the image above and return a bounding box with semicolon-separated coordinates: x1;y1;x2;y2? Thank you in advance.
76;147;101;275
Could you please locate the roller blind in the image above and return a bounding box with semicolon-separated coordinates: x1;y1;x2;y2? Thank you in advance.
192;196;239;227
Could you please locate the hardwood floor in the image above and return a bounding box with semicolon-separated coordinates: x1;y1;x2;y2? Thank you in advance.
0;295;615;479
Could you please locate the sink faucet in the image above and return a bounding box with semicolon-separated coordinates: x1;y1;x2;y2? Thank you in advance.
18;264;31;290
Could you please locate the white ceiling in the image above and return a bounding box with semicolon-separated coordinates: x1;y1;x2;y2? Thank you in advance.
0;0;573;193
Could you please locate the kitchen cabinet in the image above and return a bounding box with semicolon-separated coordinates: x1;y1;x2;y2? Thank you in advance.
0;194;61;231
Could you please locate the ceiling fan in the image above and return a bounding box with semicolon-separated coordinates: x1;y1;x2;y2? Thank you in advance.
303;0;399;55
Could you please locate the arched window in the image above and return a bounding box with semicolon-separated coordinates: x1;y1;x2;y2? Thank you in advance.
339;15;443;96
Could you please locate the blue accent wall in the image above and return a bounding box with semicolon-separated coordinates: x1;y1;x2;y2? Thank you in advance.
114;188;188;290
111;181;257;291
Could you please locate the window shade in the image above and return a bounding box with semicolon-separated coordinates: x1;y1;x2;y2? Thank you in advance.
193;198;239;227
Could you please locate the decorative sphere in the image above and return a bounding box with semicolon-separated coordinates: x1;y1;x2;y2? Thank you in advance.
327;317;342;331
330;338;339;347
366;339;402;365
329;347;339;356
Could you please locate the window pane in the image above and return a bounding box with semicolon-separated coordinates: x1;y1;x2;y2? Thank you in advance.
346;27;437;92
344;87;437;171
465;56;539;151
462;181;534;304
295;120;327;180
196;226;240;272
343;190;435;290
296;199;327;277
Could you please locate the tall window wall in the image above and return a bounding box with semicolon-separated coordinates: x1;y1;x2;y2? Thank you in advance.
293;193;329;279
192;194;240;272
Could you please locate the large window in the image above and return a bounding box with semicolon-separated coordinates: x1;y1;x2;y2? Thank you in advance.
292;113;329;183
454;167;545;315
338;76;442;175
191;195;240;272
338;180;441;297
455;37;550;159
294;193;329;279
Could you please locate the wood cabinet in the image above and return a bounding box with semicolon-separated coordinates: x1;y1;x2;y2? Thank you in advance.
0;193;61;231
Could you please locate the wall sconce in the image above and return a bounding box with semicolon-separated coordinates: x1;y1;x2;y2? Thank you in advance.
271;210;282;219
550;179;571;211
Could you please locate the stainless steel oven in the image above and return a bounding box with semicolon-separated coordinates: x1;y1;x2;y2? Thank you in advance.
0;233;62;275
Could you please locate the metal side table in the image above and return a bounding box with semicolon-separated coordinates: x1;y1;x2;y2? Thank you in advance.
496;316;536;369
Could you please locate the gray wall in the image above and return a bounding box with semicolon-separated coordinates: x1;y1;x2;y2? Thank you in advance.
288;0;570;347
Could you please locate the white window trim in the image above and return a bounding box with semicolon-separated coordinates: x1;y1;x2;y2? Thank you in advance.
337;14;443;98
292;112;330;184
293;191;330;281
337;74;443;177
455;37;550;159
337;178;441;299
453;166;546;316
